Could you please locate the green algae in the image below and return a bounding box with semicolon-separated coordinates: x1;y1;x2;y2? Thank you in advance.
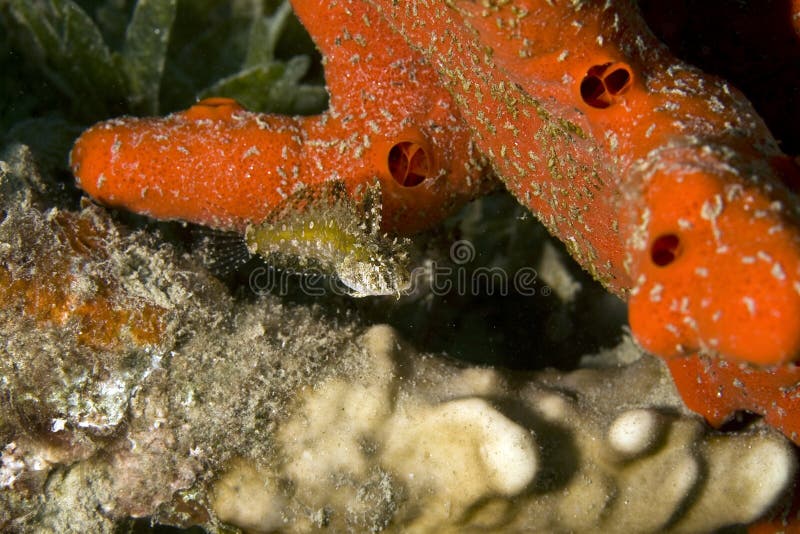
0;0;326;147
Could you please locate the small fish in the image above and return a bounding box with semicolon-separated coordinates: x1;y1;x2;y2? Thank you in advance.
245;181;412;297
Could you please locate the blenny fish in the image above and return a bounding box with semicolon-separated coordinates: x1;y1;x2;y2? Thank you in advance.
244;181;412;297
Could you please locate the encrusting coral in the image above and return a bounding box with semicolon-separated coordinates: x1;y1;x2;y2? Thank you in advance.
69;0;800;448
211;326;797;534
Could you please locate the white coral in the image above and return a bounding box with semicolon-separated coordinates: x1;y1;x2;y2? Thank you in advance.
211;326;797;533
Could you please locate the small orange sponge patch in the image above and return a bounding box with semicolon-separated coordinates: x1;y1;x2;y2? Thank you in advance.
0;208;167;351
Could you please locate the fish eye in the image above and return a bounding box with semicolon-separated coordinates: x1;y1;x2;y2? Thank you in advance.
650;233;681;267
